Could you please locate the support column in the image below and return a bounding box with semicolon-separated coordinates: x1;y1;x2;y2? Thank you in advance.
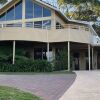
92;47;94;70
47;42;50;61
13;40;15;65
68;41;70;71
88;44;91;71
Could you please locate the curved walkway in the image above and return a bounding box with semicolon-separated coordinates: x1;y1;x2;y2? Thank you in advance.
0;73;76;100
60;71;100;100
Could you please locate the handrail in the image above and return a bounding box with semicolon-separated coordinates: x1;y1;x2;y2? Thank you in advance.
0;23;90;31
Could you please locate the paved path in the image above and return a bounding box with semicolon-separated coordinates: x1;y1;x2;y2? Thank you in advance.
60;71;100;100
0;73;76;100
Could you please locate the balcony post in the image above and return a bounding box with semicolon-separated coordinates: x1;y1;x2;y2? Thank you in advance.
13;40;16;65
68;41;70;71
46;26;50;61
88;44;91;71
47;42;50;61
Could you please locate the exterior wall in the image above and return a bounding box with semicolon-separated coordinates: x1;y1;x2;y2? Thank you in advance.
55;12;66;25
51;10;56;29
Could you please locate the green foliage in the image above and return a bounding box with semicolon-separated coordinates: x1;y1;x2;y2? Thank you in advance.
0;59;52;72
57;0;100;21
0;0;7;4
0;45;52;72
53;48;73;71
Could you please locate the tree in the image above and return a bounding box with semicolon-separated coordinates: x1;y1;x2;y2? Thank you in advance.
57;0;100;21
53;48;73;71
0;0;7;4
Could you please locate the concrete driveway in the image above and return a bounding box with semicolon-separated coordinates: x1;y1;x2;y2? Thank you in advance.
0;73;76;100
60;71;100;100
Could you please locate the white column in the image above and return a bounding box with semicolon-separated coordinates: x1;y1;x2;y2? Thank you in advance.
47;42;50;61
68;41;70;71
88;44;91;71
46;26;50;62
13;40;16;64
92;47;94;70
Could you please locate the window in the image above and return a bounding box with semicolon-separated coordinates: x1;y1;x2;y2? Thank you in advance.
34;3;42;18
34;21;42;28
14;23;22;27
25;0;33;19
43;7;51;17
26;22;33;27
15;1;22;20
56;22;64;29
3;23;22;27
6;6;14;21
43;20;51;29
0;13;6;21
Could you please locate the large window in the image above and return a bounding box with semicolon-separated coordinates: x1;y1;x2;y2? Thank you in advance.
43;8;51;17
15;1;22;20
0;13;6;21
6;6;14;21
25;0;51;19
34;3;42;18
0;1;22;21
25;0;33;19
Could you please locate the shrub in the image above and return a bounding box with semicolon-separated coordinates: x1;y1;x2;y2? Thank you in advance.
53;48;73;71
0;59;52;72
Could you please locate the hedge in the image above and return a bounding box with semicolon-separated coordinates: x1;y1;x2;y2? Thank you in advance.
0;60;53;72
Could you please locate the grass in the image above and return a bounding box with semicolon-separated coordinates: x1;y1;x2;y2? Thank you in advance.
0;86;41;100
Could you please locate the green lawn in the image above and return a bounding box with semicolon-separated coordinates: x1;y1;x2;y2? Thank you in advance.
0;86;41;100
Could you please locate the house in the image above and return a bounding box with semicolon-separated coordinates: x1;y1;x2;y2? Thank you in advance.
0;0;100;70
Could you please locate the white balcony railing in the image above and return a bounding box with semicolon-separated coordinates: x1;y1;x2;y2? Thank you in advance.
0;23;90;31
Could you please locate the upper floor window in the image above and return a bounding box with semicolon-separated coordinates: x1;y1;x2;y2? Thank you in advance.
43;8;51;17
26;22;33;27
43;20;51;29
25;0;51;19
25;0;33;19
0;13;6;21
34;21;42;28
34;3;42;18
56;22;64;29
15;0;22;20
6;6;14;21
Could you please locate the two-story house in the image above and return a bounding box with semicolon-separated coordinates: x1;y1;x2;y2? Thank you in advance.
0;0;100;70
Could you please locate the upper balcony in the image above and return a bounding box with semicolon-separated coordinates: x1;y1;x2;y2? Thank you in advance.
0;22;92;44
